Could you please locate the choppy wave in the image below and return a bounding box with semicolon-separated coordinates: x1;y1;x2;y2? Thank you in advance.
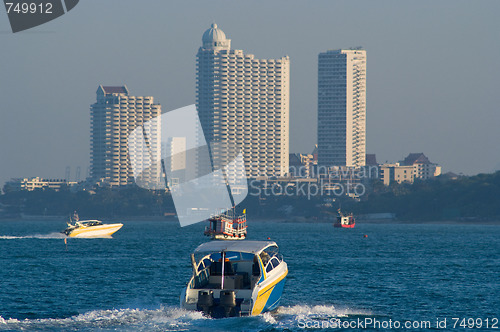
0;232;66;239
0;307;206;332
0;305;373;331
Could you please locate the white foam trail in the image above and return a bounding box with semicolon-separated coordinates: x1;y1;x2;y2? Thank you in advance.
0;307;207;330
277;304;372;317
1;305;372;330
0;316;20;324
261;311;277;324
0;232;66;239
0;235;22;239
243;305;373;331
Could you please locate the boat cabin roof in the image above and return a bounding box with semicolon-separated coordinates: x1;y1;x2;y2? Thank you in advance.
194;240;277;255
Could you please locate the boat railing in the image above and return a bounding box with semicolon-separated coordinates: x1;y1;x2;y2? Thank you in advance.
221;220;247;235
221;215;247;225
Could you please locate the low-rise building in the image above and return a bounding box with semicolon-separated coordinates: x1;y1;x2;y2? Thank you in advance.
289;146;319;178
402;153;441;180
380;153;441;185
380;164;414;185
4;177;77;192
289;153;316;178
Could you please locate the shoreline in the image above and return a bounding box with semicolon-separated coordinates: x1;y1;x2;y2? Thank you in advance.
1;216;499;225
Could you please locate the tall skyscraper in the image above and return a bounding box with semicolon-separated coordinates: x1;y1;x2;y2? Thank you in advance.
196;23;290;179
90;85;161;186
318;49;366;168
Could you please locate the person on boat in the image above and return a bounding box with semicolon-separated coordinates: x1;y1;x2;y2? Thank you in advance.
260;251;270;266
252;256;260;276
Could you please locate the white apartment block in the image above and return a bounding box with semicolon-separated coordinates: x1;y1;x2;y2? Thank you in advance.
90;85;161;187
412;163;442;180
196;23;290;179
318;48;366;168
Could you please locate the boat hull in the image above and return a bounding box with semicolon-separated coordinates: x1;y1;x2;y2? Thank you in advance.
68;223;123;238
250;268;287;315
204;232;246;240
334;223;355;228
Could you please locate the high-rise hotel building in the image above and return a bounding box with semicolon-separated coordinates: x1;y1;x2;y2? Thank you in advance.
90;85;161;186
196;24;290;179
318;49;366;168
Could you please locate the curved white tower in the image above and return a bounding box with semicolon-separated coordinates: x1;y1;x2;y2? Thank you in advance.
202;23;231;50
196;23;290;179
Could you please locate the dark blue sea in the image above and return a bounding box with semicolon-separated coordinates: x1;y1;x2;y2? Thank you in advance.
0;220;499;331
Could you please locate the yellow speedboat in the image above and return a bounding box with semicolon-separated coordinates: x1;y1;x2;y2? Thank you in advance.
62;214;122;238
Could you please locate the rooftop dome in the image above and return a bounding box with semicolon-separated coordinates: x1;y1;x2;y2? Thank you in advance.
202;23;231;50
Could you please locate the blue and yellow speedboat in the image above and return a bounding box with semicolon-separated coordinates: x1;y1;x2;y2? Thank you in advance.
180;240;287;317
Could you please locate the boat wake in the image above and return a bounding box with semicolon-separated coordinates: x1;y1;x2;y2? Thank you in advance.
0;232;66;240
277;304;372;317
0;307;207;332
270;304;374;329
0;305;373;331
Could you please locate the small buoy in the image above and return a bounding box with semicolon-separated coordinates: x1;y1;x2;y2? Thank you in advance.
267;237;271;240
363;234;368;238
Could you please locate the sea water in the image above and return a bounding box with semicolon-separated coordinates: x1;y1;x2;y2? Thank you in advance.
0;220;499;331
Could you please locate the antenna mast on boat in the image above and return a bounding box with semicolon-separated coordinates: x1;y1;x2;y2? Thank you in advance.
221;251;225;289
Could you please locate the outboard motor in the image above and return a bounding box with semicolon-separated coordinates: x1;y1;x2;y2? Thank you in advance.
220;290;236;317
197;290;214;315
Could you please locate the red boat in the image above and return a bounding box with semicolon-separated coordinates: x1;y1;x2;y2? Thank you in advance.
204;208;247;240
333;209;355;228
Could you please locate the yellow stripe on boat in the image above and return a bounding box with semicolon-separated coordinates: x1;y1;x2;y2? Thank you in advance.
251;269;288;315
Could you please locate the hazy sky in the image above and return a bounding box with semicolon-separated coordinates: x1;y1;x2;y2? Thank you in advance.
1;0;500;187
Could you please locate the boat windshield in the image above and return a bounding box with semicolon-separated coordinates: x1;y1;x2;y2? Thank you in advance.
192;251;261;290
259;245;283;274
80;221;103;227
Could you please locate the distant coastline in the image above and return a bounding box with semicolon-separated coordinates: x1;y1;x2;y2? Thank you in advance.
2;171;499;224
1;215;499;226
